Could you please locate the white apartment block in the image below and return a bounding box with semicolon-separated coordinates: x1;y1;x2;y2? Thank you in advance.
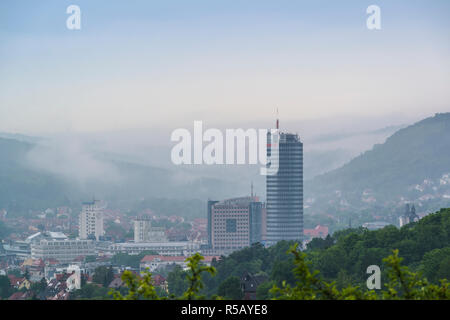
109;241;200;256
134;217;151;243
79;200;104;241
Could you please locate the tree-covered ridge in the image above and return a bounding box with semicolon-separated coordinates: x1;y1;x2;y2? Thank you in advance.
269;245;449;300
108;208;449;300
110;245;450;300
4;208;448;300
0;138;72;211
0;136;232;218
192;208;449;298
307;112;450;208
306;207;450;284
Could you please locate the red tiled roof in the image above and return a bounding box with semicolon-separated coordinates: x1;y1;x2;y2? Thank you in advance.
152;274;166;286
202;256;220;263
8;275;25;286
108;278;123;288
33;258;45;267
304;225;329;237
8;292;27;300
55;273;70;282
45;258;60;265
74;255;85;262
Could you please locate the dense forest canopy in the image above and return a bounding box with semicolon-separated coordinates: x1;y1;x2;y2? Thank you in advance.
159;208;450;299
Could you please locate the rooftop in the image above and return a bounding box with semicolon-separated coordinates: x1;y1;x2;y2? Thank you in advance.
215;196;260;207
141;255;186;263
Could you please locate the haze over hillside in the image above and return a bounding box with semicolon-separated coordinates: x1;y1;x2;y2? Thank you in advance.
305;113;450;230
1;113;448;226
0;137;239;215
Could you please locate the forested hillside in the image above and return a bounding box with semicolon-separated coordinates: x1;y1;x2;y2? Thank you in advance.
305;113;450;230
308;113;450;198
0;138;72;211
168;208;450;299
0;137;230;218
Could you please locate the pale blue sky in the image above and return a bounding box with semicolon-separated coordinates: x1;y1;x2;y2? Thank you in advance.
1;0;449;133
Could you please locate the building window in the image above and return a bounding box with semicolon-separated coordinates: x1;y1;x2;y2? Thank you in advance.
226;219;237;233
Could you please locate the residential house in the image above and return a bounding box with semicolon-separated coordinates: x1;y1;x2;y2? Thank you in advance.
152;274;168;293
8;275;31;290
21;258;45;282
240;271;267;300
108;277;124;290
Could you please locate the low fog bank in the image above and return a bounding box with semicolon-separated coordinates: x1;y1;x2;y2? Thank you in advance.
17;113;418;205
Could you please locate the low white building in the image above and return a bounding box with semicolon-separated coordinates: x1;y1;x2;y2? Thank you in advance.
3;232;70;260
31;239;95;264
139;254;220;272
140;255;187;272
362;221;392;230
109;241;201;256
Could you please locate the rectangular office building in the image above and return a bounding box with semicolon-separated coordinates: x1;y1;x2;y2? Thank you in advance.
207;196;266;254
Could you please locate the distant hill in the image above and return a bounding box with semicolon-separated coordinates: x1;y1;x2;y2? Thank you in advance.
0;137;239;217
0;132;40;144
0;137;72;211
3;113;450;221
306;113;450;226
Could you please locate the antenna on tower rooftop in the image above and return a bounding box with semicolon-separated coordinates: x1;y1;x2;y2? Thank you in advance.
276;107;279;129
251;181;254;198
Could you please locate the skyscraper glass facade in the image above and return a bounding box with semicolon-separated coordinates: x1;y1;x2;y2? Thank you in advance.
266;132;303;245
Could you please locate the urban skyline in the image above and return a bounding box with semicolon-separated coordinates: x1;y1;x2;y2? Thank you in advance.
0;0;449;304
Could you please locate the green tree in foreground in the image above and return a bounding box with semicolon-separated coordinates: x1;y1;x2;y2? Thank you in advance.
29;277;47;299
109;253;216;300
218;276;243;300
92;266;114;287
109;270;159;300
182;253;216;300
71;283;110;300
420;247;450;284
270;244;449;300
270;243;376;300
167;265;188;296
382;250;449;299
110;245;449;300
0;275;13;299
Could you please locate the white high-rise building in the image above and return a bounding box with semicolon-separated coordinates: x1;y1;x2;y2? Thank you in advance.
266;128;303;246
134;217;151;243
79;200;104;241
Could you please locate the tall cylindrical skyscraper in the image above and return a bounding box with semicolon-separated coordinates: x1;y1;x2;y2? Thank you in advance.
266;130;303;245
